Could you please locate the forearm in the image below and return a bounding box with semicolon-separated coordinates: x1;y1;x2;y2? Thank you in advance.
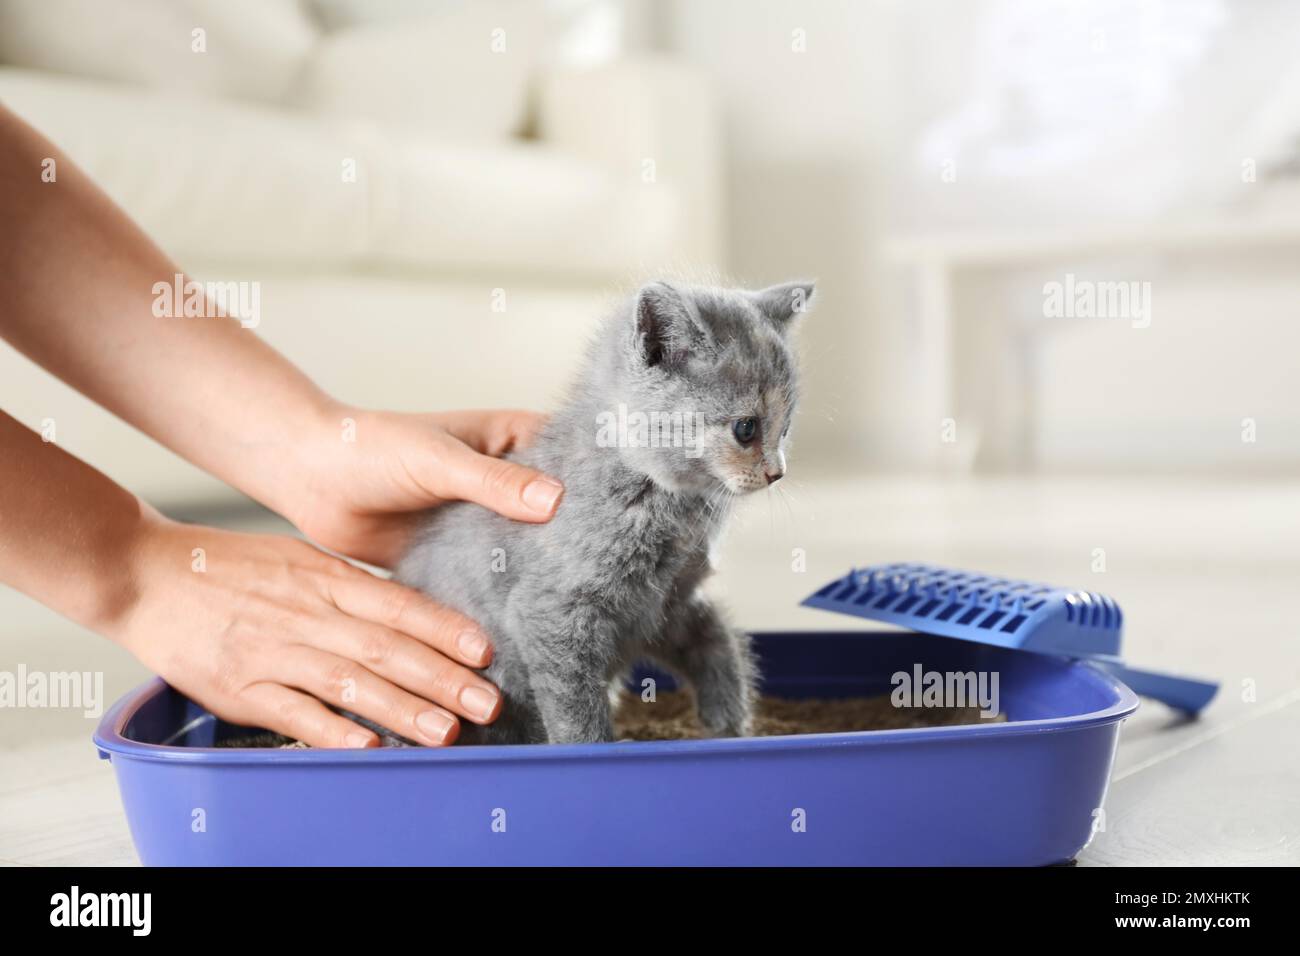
0;104;335;518
0;410;150;636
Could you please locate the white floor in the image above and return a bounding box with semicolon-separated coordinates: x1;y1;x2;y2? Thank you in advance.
2;475;1297;866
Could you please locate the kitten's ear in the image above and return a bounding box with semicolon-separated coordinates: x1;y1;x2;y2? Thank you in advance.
751;280;816;330
634;281;707;369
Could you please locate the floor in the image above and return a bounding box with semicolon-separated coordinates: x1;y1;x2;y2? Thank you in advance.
2;475;1297;866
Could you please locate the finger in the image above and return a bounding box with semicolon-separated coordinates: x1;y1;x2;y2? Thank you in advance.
312;583;504;725
238;682;379;749
432;439;564;522
327;572;493;667
311;618;502;725
273;647;462;746
432;409;548;455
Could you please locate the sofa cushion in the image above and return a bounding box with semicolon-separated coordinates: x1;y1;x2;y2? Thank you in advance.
363;135;678;277
0;68;370;266
0;0;318;105
0;67;678;278
289;0;545;142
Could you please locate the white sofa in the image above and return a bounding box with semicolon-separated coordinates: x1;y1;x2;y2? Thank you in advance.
0;0;722;506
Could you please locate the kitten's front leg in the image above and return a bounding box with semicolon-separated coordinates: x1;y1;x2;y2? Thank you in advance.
523;615;616;744
656;594;757;737
529;660;614;743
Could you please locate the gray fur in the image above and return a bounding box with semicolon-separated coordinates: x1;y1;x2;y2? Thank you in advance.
385;279;813;745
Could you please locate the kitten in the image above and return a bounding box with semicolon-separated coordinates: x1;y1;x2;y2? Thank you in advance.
390;279;814;745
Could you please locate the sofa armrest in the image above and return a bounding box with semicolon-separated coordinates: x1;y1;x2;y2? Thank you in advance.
535;56;724;270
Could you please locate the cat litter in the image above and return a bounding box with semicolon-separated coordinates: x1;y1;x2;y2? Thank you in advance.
94;563;1191;865
220;689;1006;749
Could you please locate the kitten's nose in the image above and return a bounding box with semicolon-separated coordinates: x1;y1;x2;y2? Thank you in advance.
764;469;784;485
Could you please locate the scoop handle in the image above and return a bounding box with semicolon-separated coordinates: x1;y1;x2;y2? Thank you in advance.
1087;659;1218;714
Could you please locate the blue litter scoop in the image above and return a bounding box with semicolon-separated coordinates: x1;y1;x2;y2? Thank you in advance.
803;562;1218;714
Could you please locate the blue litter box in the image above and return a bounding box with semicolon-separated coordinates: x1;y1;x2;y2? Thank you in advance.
96;625;1140;866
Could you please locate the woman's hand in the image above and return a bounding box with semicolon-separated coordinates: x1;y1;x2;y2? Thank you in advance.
113;406;562;746
285;405;563;568
115;514;504;748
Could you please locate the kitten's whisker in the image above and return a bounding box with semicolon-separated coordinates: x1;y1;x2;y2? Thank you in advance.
776;478;806;509
776;482;796;526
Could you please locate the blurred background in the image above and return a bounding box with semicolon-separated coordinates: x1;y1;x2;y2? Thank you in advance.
2;1;1298;864
5;0;1300;493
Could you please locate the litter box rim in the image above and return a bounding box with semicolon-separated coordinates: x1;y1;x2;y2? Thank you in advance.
94;630;1139;766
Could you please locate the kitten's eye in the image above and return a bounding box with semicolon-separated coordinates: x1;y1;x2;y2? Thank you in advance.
732;417;758;446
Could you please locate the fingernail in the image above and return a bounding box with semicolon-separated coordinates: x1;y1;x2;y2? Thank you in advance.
457;629;491;664
522;477;564;516
416;709;456;743
345;732;375;749
460;684;499;722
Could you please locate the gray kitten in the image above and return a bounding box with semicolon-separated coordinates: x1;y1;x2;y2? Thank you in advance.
388;279;813;745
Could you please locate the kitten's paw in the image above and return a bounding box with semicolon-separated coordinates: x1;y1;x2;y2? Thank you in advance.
698;706;754;739
542;714;616;745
